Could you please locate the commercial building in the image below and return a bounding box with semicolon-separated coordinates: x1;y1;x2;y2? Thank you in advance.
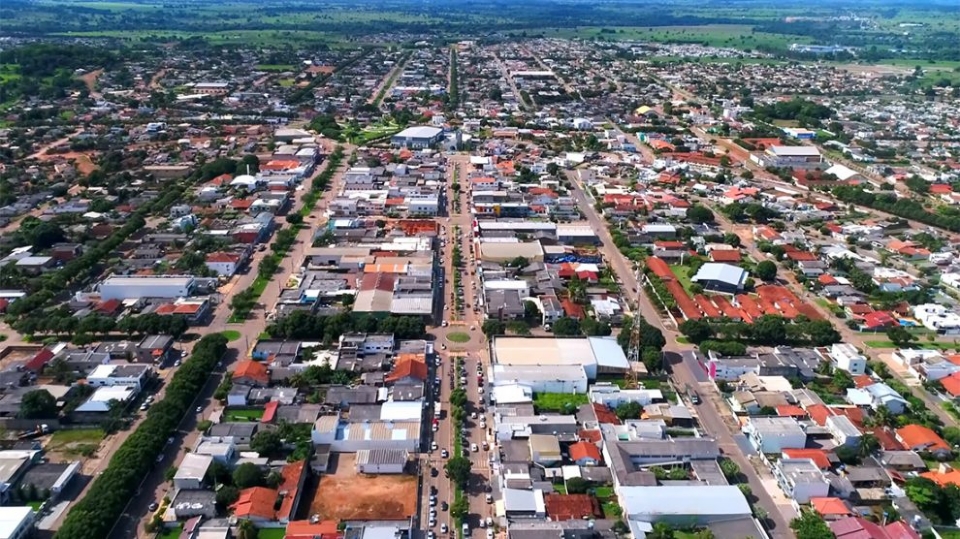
491;365;588;394
754;145;824;169
98;275;196;301
174;453;213;491
491;336;629;379
0;506;34;539
744;417;807;453
691;263;749;294
773;458;830;503
86;363;152;390
620;485;751;526
390;126;444;149
355;449;408;474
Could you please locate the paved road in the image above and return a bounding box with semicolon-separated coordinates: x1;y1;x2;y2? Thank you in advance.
565;170;797;536
99;143;351;538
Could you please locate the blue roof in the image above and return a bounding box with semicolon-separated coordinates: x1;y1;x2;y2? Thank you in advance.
691;263;748;287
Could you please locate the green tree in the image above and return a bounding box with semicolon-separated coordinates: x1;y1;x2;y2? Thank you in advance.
790;510;834;539
687;204;715;224
552;317;581;336
232;463;265;489
250;430;283;458
942;426;960;447
887;327;916;347
524;301;542;325
481;320;505;337
565;477;590;494
215;485;240;508
615;401;643;420
445;456;472;489
450;496;470;519
679;319;714;344
237;519;258;539
285;213;304;225
755;260;778;281
719;459;740;481
19;389;58;419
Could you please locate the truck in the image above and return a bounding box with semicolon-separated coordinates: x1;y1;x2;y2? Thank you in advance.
434;404;442;419
17;424;50;440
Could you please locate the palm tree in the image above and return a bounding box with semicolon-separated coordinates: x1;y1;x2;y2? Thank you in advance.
857;433;880;459
649;522;675;539
237;520;257;539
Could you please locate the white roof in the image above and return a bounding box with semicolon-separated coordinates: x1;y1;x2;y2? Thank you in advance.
394;126;443;139
88;364;118;379
0;506;33;538
692;263;748;286
769;145;821;157
484;280;528;291
824;163;860;181
620;485;750;519
379;400;424;421
175;453;213;481
75;386;135;413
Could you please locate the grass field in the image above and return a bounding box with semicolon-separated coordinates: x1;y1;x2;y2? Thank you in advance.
538;24;808;50
864;340;960;351
935;529;960;539
256;64;296;71
601;500;622;518
594;486;614;498
670;265;695;294
257;529;287;539
221;330;242;341
447;332;471;343
47;429;105;458
226;408;264;421
533;392;588;412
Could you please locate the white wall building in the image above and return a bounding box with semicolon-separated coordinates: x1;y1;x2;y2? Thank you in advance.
0;506;34;539
773;459;830;504
491;365;588;394
589;384;663;407
829;343;866;375
744;417;807;453
174;453;213;491
99;275;196;301
86;364;152;390
913;304;960;335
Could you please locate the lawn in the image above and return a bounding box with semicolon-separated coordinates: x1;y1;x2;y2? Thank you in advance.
221;330;242;341
553;483;567;495
593;486;614;498
533;392;588;412
257;529;287;539
601;500;622;518
864;340;959;351
670;265;695;294
256;64;296;71
226;409;264;421
159;525;184;539
48;428;106;457
27;501;43;511
447;332;471;343
935;529;960;539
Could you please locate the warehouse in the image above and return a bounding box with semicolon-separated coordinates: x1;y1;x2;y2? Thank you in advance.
690;263;748;294
391;126;444;149
491;336;629;379
99;275;196;301
478;241;544;263
492;364;588;394
355;449;408;474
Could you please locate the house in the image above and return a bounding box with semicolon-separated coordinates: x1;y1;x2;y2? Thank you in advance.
861;383;908;414
529;434;561;466
502;488;546;518
829;343;867;375
356;449;408;474
544;494;603;521
174;453;213;491
691;263;748;294
206;423;258;449
384;354;427;384
896;425;952;457
136;335;175;364
619;485;751;526
921;464;960;487
829;516;920;539
811;497;855;520
233;360;269;387
744;417;806;453
205;252;245;277
568;441;602;466
773;458;830;503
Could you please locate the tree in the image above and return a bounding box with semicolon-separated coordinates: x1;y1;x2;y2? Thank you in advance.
215;485;240;508
755;260;778;282
285;214;304;225
241;154;260;175
719;459;740;481
687;204;715;224
481;320;505;338
232;462;265;489
750;315;787;345
237;519;258;539
565;477;590;494
250;430;283;458
648;522;675;539
722;232;741;247
942;426;960;447
445;456;472;489
507;256;529;269
790;510;834;539
19;389;57;419
615;401;642;420
905;477;960;525
679;319;714;344
887;327;916;347
523;301;542;325
552;317;581;336
450;496;470;519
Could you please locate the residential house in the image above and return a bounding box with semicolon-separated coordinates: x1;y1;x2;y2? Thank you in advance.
896;425;953;458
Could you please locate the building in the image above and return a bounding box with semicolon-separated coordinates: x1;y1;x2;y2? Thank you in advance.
619;485;751;526
774;458;830;504
99;275;196;301
492;365;588;394
174;453;213;491
491;336;629;379
205;252;245;277
528;434;562;466
755;145;824;169
896;425;952;457
502;488;546;518
0;506;34;539
391;126;444;149
744;417;807;453
311;415;420;452
355;449;408;474
829;343;866;375
691;263;748;294
86;363;152;390
568;441;602;466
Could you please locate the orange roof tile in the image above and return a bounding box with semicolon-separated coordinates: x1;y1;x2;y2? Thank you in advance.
921;467;960;487
940;372;960;397
896;424;950;452
233;360;269;384
783;448;831;469
811;497;853;516
568;441;602;463
286;520;340;539
385;356;427;383
543;494;602;521
277;461;306;520
231;486;278;520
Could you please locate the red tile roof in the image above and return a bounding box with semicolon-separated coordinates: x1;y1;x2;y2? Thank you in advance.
783;448;831;469
262;401;279;423
231;486;278;520
285;520;340;539
776;405;807;418
896;424;950;452
811;497;853;516
921;467;960;487
233;360;269;384
385;356;428;383
543;494;602;521
277;460;306;521
25;349;55;372
568;441;602;463
591;404;621;425
940;372;960;397
578;429;603;442
645;257;674;280
709;250;742;263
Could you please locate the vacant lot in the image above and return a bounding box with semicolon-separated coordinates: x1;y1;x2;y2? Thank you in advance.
46;428;105;459
309;454;417;520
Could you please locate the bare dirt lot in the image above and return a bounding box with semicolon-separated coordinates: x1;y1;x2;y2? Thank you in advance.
309;453;418;521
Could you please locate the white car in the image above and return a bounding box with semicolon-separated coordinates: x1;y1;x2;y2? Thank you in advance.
471;443;479;452
431;441;438;450
441;524;449;534
487;529;494;539
440;449;449;458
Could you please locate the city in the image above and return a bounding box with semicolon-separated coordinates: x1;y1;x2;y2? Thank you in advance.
1;5;960;539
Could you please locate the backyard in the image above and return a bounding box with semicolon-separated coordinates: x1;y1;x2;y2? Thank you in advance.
225;409;264;421
46;428;105;459
533;392;588;413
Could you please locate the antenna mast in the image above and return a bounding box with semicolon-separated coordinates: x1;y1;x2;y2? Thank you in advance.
625;264;642;389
